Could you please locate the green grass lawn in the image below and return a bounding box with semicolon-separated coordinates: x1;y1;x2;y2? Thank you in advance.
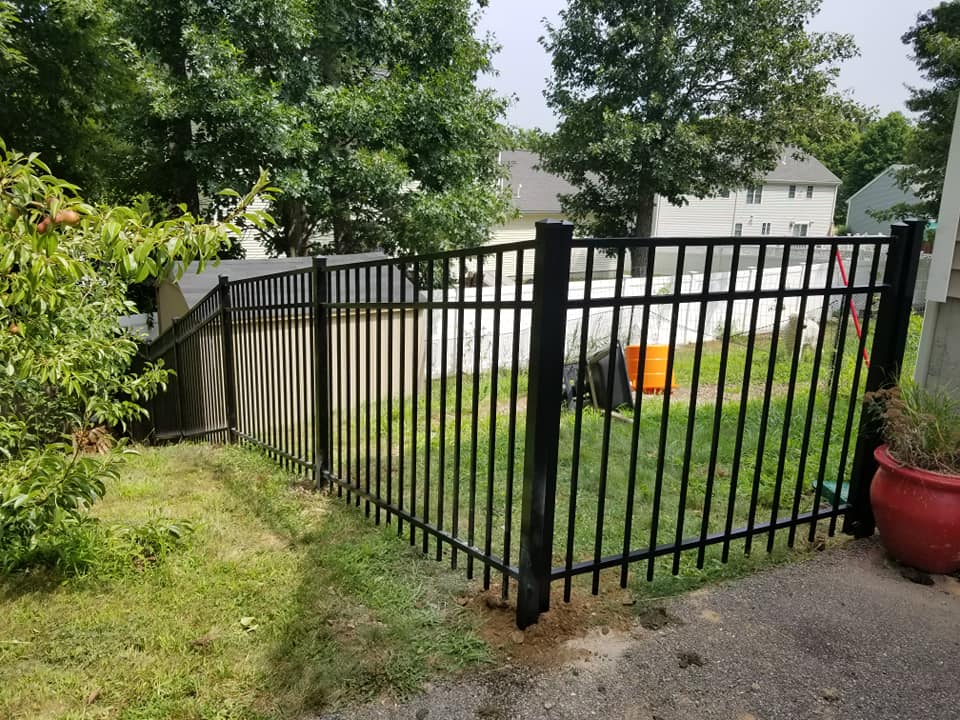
325;314;923;588
0;445;487;720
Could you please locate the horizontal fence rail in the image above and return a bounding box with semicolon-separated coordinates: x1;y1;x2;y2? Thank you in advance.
143;219;924;628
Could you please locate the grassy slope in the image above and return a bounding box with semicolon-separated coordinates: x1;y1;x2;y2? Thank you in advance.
0;445;486;720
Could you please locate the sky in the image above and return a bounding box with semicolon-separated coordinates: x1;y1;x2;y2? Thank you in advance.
476;0;937;130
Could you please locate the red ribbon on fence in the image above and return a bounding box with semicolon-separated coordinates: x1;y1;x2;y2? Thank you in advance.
834;248;870;368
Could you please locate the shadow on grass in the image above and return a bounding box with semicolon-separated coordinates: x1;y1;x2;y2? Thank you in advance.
214;453;488;716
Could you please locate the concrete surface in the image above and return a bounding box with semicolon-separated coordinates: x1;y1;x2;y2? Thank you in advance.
319;538;960;720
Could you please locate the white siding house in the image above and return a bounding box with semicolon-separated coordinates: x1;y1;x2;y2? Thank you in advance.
492;150;841;280
845;165;921;236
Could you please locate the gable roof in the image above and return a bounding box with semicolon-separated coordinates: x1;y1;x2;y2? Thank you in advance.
765;150;842;185
499;147;841;216
845;164;919;204
499;150;576;214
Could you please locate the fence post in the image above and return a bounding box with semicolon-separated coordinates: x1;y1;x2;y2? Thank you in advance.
171;316;186;441
313;257;330;488
516;220;573;629
218;276;239;443
844;219;925;537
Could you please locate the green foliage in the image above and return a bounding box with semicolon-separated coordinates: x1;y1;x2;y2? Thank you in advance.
844;112;915;196
0;444;114;569
539;0;857;249
0;1;150;200
792;94;876;184
0;140;273;572
1;1;511;256
898;2;960;219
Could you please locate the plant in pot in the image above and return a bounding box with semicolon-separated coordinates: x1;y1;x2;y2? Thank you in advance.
866;383;960;574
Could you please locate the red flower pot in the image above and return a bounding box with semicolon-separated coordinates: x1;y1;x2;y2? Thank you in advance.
870;444;960;574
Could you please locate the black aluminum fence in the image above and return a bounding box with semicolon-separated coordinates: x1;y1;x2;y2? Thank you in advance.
144;219;924;628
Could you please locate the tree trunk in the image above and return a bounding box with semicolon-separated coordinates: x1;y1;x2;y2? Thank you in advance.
629;194;656;278
278;197;313;256
170;117;200;216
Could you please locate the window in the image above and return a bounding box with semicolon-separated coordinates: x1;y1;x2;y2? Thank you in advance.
718;189;730;198
806;185;814;198
761;222;772;235
746;186;763;204
792;223;808;237
734;223;743;237
788;185;797;198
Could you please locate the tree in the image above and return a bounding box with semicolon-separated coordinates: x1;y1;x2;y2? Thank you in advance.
539;0;856;272
0;1;151;201
899;2;960;219
0;139;271;568
120;0;512;257
844;112;914;197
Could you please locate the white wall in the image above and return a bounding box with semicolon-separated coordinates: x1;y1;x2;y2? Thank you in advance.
654;184;838;238
425;260;843;379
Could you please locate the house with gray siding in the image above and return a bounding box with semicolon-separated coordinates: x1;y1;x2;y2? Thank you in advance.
845;165;921;235
491;149;840;279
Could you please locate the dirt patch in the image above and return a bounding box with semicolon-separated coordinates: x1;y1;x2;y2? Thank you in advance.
635;604;681;630
464;583;636;668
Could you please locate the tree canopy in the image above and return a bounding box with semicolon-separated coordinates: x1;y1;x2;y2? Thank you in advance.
0;0;512;257
538;0;856;261
899;1;960;219
844;112;914;199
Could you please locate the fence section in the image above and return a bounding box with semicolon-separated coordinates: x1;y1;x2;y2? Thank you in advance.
318;244;535;592
143;220;924;629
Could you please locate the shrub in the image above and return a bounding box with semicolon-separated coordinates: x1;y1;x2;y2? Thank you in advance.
866;382;960;475
0;139;273;571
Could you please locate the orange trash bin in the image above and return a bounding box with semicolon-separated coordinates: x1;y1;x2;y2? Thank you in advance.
624;344;677;394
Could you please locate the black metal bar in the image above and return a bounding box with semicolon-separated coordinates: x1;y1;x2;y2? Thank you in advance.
313;258;329;485
695;244;741;567
787;242;840;546
364;264;372;515
517;220;573;629
721;246;767;562
672;245;714;573
646;245;686;581
397;261;407;533
552;506;851;580
437;260;449;559
354;265;363;507
744;246;792;554
423;259;434;554
503;247;524;598
765;244;815;551
451;255;466;568
620;245;656;587
217;276;239;443
844;220;924;536
375;262;384;523
564;246;595;601
483;252;503;589
592;248;626;594
335;269;345;492
808;246;859;543
387;264;395;520
410;262;420;541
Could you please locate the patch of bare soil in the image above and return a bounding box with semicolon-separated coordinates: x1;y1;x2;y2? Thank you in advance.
459;581;638;668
